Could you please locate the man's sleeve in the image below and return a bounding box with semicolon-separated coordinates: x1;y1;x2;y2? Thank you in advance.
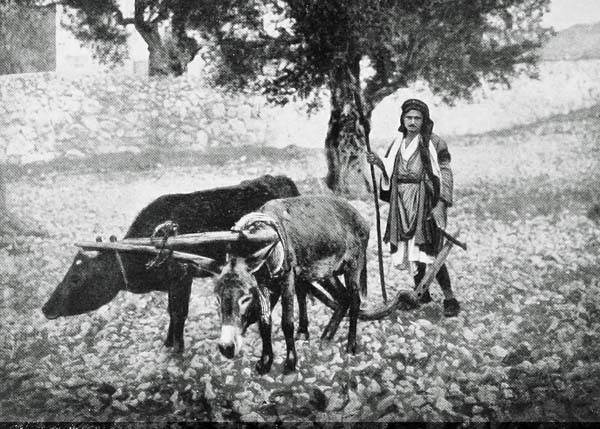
431;134;453;207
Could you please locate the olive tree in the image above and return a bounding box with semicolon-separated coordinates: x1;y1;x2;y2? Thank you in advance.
209;0;552;195
16;0;263;76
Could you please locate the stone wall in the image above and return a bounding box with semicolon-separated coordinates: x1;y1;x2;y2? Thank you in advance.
0;72;327;164
2;59;600;164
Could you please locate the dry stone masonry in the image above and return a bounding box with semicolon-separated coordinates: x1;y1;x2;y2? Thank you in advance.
2;60;600;165
0;72;323;165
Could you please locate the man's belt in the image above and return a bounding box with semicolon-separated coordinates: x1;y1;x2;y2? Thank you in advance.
396;177;421;184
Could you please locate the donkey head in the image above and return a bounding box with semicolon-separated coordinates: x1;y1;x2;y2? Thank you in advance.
213;251;273;359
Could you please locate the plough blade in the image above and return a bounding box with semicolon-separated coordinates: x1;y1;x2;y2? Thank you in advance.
414;230;462;301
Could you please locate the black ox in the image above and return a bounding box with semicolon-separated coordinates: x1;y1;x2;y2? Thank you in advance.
42;175;300;352
213;195;370;374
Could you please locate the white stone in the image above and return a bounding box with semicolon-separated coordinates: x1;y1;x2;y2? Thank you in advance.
21;152;57;164
65;149;86;158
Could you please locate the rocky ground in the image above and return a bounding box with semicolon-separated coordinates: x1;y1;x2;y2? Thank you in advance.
1;106;600;423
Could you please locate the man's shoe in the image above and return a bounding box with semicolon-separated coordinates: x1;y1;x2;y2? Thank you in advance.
443;298;460;317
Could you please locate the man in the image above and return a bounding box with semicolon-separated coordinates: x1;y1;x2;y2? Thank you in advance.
367;98;460;317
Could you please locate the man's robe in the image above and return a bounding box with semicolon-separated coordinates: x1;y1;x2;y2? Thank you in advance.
379;133;453;271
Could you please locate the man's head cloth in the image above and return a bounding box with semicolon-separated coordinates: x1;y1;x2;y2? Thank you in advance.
398;98;434;136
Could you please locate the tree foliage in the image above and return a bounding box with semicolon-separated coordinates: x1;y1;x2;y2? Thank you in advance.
8;0;553;193
205;0;552;194
213;0;553;107
5;0;262;76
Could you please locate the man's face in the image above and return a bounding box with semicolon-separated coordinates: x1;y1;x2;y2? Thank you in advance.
403;109;423;134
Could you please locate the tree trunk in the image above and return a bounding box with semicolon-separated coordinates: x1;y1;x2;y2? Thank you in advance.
136;22;172;77
325;67;371;197
139;27;198;77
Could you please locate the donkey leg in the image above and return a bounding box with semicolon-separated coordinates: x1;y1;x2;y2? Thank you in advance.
321;277;348;304
322;302;349;341
255;311;274;374
295;280;310;340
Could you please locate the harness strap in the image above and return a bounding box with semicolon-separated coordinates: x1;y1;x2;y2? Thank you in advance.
114;250;129;290
256;286;271;324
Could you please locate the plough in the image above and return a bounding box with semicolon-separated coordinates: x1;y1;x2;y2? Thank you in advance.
75;220;466;329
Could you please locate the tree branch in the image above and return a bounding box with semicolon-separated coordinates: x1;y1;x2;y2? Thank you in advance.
134;0;154;36
363;72;408;115
150;0;170;25
112;6;134;27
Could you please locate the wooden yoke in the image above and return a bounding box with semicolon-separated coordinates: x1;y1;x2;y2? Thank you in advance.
75;240;223;275
75;229;280;276
121;229;279;249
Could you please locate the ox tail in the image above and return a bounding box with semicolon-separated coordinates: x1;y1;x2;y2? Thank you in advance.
360;248;367;299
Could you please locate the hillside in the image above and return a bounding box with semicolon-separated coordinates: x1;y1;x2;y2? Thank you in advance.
542;21;600;61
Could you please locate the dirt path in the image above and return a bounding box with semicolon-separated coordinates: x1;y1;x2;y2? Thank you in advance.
2;107;600;422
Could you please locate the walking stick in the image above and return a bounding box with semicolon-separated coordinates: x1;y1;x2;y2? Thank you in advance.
363;124;388;303
349;70;387;302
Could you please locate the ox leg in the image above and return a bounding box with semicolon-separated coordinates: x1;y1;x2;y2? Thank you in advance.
321;277;349;304
321;301;349;342
281;273;297;373
295;280;310;341
321;276;349;341
345;260;363;354
165;273;193;353
165;299;175;349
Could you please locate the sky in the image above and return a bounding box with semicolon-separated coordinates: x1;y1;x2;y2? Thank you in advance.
543;0;600;30
57;0;600;73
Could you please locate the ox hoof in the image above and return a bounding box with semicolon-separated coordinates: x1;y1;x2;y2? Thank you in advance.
443;298;461;317
170;341;184;353
283;360;297;374
346;343;358;355
166;337;184;353
255;357;273;375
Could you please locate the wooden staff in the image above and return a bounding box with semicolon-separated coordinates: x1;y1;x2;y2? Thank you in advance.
349;69;387;302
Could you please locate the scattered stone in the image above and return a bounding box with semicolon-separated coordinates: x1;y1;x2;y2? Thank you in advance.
97;382;117;396
308;387;328;411
240;412;265;422
112;400;129;412
464;396;477;405
491;345;509;359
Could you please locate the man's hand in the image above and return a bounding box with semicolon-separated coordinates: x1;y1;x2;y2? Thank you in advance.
366;152;385;171
432;200;447;230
